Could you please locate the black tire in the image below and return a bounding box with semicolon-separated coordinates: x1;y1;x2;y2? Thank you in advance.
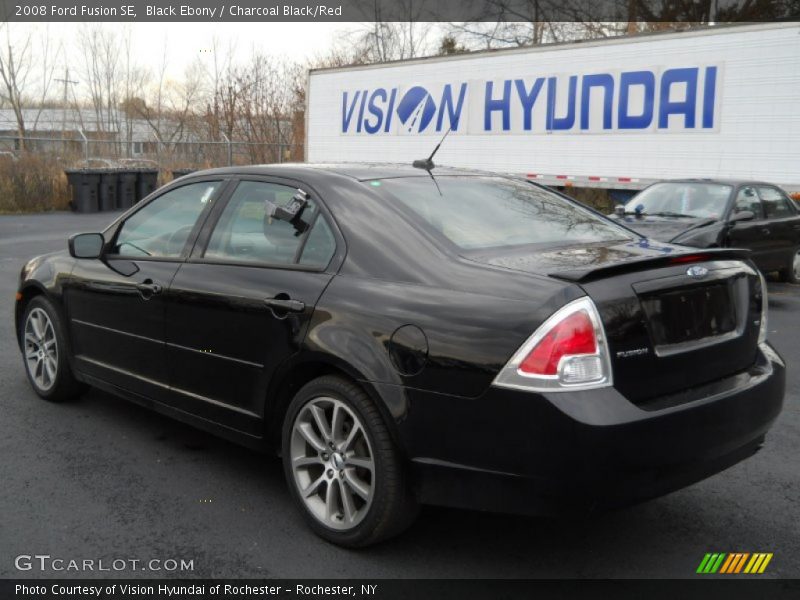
281;375;418;547
779;248;800;284
20;296;86;402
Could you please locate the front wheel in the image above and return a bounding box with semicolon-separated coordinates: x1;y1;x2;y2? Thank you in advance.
21;296;85;402
281;375;418;547
781;248;800;284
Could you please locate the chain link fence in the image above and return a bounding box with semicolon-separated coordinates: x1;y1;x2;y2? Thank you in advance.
0;134;303;169
0;134;304;212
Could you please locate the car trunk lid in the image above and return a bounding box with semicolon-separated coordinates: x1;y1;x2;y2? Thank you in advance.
466;241;763;404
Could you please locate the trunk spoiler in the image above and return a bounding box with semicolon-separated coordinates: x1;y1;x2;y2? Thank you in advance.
550;247;752;283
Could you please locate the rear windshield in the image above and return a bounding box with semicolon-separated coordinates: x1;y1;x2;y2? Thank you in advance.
371;176;634;251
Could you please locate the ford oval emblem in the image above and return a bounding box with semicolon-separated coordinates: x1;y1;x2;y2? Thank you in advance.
687;265;709;279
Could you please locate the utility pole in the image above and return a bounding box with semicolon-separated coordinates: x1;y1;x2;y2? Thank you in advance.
54;67;78;150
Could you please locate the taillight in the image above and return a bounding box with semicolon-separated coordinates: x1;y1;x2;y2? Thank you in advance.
669;253;711;264
519;310;596;375
492;297;613;392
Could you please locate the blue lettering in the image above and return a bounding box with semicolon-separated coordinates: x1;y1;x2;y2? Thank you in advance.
618;71;655;129
356;89;368;133
702;66;717;129
659;68;698;129
547;76;577;131
384;88;397;132
364;88;387;134
341;91;360;132
340;65;717;136
484;80;512;131
514;78;545;131
580;73;614;130
437;83;467;131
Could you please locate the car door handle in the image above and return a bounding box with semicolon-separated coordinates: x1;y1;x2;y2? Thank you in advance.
136;281;162;298
264;297;305;313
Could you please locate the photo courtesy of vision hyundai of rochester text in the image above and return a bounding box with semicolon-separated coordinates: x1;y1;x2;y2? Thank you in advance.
15;164;784;547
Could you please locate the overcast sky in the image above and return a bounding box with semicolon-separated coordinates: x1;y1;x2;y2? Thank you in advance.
111;21;354;67
16;22;361;84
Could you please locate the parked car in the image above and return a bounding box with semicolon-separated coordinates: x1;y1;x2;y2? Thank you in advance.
15;165;784;547
609;180;800;283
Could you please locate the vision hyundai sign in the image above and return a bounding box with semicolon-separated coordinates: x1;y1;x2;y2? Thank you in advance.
341;66;721;135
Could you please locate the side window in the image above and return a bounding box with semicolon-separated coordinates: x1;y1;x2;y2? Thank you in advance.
299;216;336;268
733;187;764;219
758;186;795;219
205;181;333;267
114;181;220;258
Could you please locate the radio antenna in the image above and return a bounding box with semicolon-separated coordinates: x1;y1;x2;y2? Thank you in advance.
412;126;452;171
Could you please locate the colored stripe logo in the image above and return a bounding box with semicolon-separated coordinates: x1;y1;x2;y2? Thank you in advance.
697;553;773;574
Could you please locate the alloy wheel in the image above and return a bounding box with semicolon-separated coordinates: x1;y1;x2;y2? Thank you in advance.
794;249;800;281
24;308;58;392
289;396;375;530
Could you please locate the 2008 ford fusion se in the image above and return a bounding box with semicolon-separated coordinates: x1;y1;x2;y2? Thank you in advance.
15;164;784;547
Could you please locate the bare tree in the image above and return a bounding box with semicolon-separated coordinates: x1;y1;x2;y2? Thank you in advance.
0;23;33;149
199;51;306;164
119;26;150;155
245;55;304;160
308;41;371;69
445;1;627;49
142;34;171;146
198;34;239;152
78;25;123;135
31;25;61;128
347;1;436;62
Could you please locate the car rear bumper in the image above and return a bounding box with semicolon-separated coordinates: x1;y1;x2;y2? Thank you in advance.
398;343;785;515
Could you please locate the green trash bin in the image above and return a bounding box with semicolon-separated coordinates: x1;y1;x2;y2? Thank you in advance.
64;169;100;213
98;169;119;211
117;171;138;209
135;169;159;202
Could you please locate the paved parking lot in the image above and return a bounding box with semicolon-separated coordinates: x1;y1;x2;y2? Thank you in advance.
0;211;798;579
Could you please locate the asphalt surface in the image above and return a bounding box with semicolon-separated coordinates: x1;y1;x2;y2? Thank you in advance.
0;211;798;579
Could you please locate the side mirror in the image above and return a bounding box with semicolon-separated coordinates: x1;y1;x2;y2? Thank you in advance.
614;204;626;217
69;233;104;259
729;210;755;224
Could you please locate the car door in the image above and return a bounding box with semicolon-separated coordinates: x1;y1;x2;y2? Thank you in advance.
756;185;800;270
725;185;774;270
163;178;342;435
66;179;227;402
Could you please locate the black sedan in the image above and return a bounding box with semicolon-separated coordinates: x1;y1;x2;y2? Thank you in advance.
609;179;800;283
15;165;784;547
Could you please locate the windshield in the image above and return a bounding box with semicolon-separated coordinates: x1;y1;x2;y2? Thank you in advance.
627;182;732;219
372;176;635;251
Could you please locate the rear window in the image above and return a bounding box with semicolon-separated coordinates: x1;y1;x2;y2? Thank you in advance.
372;176;634;251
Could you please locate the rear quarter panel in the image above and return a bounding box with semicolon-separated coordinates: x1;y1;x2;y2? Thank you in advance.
305;271;582;404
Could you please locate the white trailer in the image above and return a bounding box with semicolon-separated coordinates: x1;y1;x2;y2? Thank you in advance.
306;22;800;194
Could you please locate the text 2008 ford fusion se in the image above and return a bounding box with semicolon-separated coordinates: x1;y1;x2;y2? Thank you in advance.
15;164;784;547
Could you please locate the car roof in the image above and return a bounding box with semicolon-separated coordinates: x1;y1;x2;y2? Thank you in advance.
185;162;498;182
658;178;778;187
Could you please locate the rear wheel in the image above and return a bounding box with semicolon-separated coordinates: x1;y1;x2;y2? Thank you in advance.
281;375;418;547
21;296;85;402
779;247;800;284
